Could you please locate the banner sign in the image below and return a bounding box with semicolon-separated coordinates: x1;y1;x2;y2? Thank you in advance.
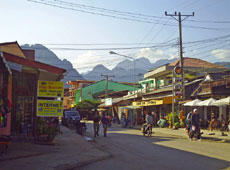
132;100;163;106
38;80;64;97
37;100;63;117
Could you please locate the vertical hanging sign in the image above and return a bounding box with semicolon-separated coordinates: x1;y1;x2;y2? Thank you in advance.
38;80;64;97
37;80;64;117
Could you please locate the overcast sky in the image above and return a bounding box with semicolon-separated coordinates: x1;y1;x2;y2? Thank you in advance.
1;0;230;73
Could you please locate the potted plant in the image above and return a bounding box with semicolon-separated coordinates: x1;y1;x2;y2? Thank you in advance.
37;118;58;143
168;112;179;128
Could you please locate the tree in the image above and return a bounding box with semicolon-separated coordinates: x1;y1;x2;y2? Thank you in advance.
75;99;100;120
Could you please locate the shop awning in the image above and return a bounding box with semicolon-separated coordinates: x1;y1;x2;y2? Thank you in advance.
198;98;217;106
3;52;66;81
3;52;66;75
213;96;230;106
184;99;202;106
0;51;12;74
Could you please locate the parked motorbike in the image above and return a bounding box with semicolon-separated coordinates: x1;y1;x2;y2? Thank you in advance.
75;121;87;136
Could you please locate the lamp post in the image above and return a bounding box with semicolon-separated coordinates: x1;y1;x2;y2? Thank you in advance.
109;51;136;101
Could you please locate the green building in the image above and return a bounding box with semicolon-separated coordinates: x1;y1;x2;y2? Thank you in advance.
75;80;139;104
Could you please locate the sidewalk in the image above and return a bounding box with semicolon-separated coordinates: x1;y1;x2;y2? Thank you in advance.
0;126;110;170
153;127;230;143
117;123;230;143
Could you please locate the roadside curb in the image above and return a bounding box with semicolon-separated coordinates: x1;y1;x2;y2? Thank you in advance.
0;153;47;162
0;142;57;162
114;124;230;143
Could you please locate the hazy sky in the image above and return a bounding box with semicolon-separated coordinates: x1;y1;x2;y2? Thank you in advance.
1;0;230;73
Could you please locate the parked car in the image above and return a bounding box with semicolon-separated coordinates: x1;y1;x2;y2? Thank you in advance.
62;110;81;128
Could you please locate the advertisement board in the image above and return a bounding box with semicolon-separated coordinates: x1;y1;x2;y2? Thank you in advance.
38;80;64;97
37;100;63;117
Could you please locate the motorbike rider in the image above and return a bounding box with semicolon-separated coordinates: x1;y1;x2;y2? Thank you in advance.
142;111;153;134
190;108;201;141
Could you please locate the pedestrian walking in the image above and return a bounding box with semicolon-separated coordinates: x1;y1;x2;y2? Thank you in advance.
220;114;227;136
93;109;101;137
189;108;201;141
186;110;192;135
151;111;156;126
101;112;109;137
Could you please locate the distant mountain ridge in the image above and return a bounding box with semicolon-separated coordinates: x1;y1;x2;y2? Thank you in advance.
215;62;230;69
21;44;84;87
20;44;184;83
84;57;176;82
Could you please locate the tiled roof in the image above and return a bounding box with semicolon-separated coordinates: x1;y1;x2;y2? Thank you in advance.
169;57;224;68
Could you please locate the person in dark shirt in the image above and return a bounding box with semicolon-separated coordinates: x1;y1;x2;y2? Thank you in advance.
190;108;201;141
93;110;101;137
101;112;109;137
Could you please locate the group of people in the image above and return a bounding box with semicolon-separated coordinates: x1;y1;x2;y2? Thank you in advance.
186;108;230;140
93;110;110;137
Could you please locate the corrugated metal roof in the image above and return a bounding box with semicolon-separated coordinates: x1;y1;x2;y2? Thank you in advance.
169;57;224;68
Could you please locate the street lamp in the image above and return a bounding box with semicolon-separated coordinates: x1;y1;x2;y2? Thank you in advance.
109;51;136;101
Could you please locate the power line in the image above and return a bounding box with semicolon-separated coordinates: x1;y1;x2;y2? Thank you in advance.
27;0;230;31
183;34;230;45
28;41;178;46
22;43;177;51
184;39;230;54
186;19;230;24
180;0;200;10
189;48;230;60
27;0;173;25
48;0;167;22
49;0;167;20
188;44;230;59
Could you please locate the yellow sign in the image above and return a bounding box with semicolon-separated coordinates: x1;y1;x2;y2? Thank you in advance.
38;80;64;97
133;100;163;106
37;100;63;117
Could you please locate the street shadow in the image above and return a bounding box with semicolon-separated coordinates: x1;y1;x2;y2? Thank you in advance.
88;127;230;170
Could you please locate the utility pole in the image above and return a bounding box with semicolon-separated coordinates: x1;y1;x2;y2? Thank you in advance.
165;11;194;101
165;12;194;129
101;74;115;98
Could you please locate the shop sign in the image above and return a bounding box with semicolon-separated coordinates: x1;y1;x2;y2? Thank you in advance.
38;80;64;97
37;100;63;117
132;100;163;106
6;61;22;72
105;98;112;106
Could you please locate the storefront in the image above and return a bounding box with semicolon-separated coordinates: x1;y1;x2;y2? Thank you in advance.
11;71;37;136
132;96;173;125
0;52;12;136
3;51;65;137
